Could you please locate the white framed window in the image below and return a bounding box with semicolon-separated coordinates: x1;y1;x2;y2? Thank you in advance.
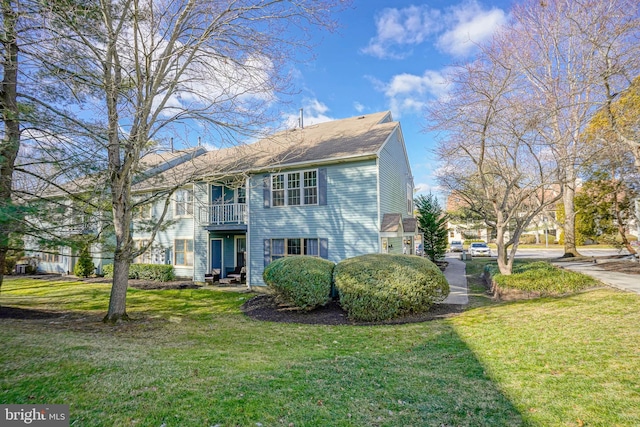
271;169;318;207
133;239;152;264
40;248;61;263
237;186;246;204
174;189;193;217
272;174;285;207
270;238;320;262
304;171;318;205
407;183;413;214
174;239;194;266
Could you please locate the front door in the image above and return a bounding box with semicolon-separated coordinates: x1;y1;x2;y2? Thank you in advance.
236;237;246;267
210;239;222;273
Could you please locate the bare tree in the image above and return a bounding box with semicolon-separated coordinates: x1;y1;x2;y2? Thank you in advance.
41;0;348;322
430;47;562;275
502;0;640;257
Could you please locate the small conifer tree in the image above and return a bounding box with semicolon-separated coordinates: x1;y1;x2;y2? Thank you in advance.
415;193;449;262
74;246;95;278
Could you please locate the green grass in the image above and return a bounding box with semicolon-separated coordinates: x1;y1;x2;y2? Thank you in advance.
487;261;600;294
1;276;640;426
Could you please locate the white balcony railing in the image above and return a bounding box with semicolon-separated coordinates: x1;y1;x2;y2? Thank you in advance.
199;203;247;225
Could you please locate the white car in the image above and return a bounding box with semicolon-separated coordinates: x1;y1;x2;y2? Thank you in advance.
469;242;491;257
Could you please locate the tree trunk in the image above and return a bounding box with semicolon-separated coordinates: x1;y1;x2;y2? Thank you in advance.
495;226;514;275
104;186;132;323
0;0;20;293
561;182;581;257
103;184;133;323
103;250;131;323
613;188;637;256
0;248;7;292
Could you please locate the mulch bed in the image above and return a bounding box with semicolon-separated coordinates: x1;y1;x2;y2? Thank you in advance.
241;294;465;326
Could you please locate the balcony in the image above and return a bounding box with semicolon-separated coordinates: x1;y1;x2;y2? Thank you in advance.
199;203;247;231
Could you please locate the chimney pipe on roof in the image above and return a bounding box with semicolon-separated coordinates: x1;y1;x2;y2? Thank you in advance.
170;138;174;153
198;136;201;147
299;108;304;129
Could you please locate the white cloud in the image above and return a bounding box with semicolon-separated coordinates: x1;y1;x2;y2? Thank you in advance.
362;5;442;59
414;182;448;201
437;1;507;57
414;182;434;194
353;101;365;113
377;69;452;117
284;99;336;129
362;1;506;60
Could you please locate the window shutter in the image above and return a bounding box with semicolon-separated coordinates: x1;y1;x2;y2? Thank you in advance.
164;248;172;265
319;238;329;259
264;239;271;267
263;175;271;208
318;168;327;206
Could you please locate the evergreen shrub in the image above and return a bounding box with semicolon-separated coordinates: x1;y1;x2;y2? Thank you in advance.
334;254;449;322
486;261;598;294
74;246;95;277
102;263;174;282
263;256;335;311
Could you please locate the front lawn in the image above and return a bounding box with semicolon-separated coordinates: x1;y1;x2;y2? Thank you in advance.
1;277;639;426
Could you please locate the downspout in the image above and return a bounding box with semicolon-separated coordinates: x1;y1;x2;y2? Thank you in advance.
376;157;381;253
192;182;197;281
245;175;251;290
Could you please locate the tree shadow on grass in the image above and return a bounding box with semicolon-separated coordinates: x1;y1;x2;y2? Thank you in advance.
144;322;525;427
0;304;526;425
0;306;68;320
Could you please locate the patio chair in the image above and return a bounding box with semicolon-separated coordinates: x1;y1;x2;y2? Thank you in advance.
227;266;246;283
204;268;220;285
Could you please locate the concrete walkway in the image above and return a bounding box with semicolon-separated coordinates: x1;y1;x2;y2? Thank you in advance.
552;260;640;295
441;256;469;305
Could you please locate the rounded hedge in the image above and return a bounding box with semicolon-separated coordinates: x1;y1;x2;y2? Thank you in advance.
334;254;449;322
263;256;335;311
102;263;175;282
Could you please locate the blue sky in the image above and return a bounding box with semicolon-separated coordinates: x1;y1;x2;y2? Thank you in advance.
282;0;513;197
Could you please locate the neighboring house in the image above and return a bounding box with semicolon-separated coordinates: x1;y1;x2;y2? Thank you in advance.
444;190;561;244
445;192;492;243
24;148;207;274
132;111;418;287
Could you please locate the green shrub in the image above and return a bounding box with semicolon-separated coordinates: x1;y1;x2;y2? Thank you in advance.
334;254;449;322
486;261;598;294
518;234;537;245
102;263;174;282
263;256;335;311
4;256;17;275
74;246;95;277
102;264;113;277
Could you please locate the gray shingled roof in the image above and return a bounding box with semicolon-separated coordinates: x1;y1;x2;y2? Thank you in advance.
39;148;205;198
402;218;418;233
380;213;402;233
134;111;397;191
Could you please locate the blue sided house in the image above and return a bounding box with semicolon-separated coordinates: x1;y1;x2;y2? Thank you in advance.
131;111;419;288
